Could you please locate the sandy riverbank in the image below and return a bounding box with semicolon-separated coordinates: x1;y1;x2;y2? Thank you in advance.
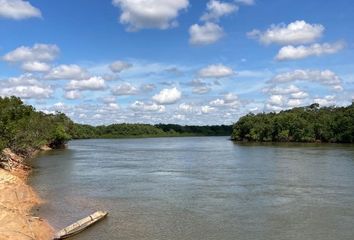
0;150;54;240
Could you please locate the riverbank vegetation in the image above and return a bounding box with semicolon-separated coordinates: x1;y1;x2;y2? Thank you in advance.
0;97;73;155
232;103;354;143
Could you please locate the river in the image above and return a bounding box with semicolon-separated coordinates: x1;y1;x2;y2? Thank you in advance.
29;137;354;240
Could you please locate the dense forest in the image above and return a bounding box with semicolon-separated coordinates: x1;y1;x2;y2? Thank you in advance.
232;103;354;143
0;96;232;154
0;96;73;154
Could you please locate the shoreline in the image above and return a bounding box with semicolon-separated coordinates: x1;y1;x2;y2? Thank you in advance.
0;148;54;240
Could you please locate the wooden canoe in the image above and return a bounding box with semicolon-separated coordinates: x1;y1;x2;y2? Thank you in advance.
54;211;108;239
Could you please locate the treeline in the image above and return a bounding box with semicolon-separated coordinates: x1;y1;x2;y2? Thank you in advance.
71;123;232;139
0;96;232;153
0;96;73;154
232;103;354;143
155;124;232;136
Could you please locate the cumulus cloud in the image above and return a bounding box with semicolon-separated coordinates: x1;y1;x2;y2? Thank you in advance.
131;101;165;112
3;44;59;63
270;69;342;90
105;102;120;110
179;103;194;112
201;0;238;22
111;83;138;96
109;60;132;73
45;64;87;80
189;22;224;45
248;20;324;45
0;85;52;99
201;105;215;114
264;84;311;111
112;0;189;31
276;42;345;61
198;64;234;78
185;79;212;94
268;95;285;106
291;91;309;99
210;93;240;107
152;87;182;105
0;74;53;99
0;0;41;20
313;95;336;106
65;90;81;100
66;76;106;91
21;61;51;72
287;99;303;107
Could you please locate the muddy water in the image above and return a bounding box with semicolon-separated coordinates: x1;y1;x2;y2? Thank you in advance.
30;137;354;240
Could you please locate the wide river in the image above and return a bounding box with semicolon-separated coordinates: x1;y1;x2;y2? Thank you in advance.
29;137;354;240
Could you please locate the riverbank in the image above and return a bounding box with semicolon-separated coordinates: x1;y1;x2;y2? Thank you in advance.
0;149;54;240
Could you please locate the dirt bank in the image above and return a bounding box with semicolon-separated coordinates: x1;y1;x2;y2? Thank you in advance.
0;149;54;240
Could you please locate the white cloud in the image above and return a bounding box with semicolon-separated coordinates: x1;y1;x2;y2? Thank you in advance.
0;85;52;99
131;101;165;112
314;95;336;106
179;103;193;112
265;104;283;112
105;102;120;110
189;22;224;45
268;95;285;106
0;74;53;99
198;64;234;78
192;86;211;94
0;0;41;20
201;0;238;22
248;20;324;45
21;61;51;72
141;83;156;92
287;99;303;107
291;91;309;99
187;79;212;94
111;83;138;96
264;84;310;111
201;105;215;114
66;76;106;91
112;0;189;31
210;93;240;108
235;0;255;5
65;90;81;100
45;64;87;80
3;44;59;62
109;60;132;73
152;87;182;105
209;98;225;106
102;96;117;103
264;84;301;95
271;69;342;90
276;42;345;61
173;114;186;120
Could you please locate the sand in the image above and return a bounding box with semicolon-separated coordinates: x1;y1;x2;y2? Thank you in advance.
0;167;54;240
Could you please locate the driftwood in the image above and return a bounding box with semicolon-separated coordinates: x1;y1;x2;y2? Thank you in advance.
54;211;108;239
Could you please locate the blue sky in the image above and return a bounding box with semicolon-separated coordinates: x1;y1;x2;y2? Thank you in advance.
0;0;353;125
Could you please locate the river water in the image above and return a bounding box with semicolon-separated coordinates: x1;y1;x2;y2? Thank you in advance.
29;137;354;240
